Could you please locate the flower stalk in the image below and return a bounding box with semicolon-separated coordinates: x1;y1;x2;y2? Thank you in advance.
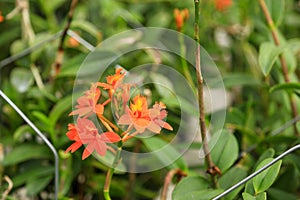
103;145;122;200
258;0;299;136
194;0;220;188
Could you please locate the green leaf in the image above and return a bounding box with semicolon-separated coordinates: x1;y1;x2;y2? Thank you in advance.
142;137;188;171
242;192;266;200
3;144;52;166
219;166;248;200
71;20;101;41
49;95;74;133
26;176;53;196
13;125;32;141
10;68;34;93
253;148;275;169
209;130;239;172
270;82;300;93
258;42;282;76
173;189;223;200
265;0;285;26
267;188;298;200
253;158;282;193
12;165;54;187
222;73;261;88
172;176;210;200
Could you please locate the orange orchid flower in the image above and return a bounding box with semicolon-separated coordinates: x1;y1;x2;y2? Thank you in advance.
0;11;4;23
214;0;232;11
174;8;189;32
147;102;173;133
66;118;121;160
65;123;82;153
69;83;104;117
98;68;126;99
118;95;151;133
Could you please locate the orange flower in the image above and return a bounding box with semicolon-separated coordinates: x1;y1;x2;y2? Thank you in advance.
0;11;4;23
118;95;151;133
69;83;104;117
66;118;121;160
98;68;126;99
174;8;189;32
147;102;173;133
65;123;82;153
214;0;232;11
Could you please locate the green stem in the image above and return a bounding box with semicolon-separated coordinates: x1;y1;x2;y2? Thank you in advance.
103;145;122;200
258;0;299;136
179;33;195;88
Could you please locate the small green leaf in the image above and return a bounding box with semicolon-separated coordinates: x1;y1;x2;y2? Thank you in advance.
13;125;32;141
253;148;275;169
3;144;52;166
270;82;300;93
10;68;34;93
209;130;239;172
142;137;187;171
253;158;282;193
219;166;248;200
258;42;282;76
242;192;266;200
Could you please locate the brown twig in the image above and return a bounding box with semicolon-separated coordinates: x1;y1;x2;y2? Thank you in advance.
258;0;299;136
160;169;187;200
53;0;78;77
1;176;13;200
194;0;220;188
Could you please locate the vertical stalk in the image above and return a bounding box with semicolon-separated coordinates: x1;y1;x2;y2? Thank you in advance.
194;0;219;188
258;0;299;136
103;146;122;200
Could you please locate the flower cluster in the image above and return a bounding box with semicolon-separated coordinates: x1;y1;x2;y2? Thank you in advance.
173;8;189;32
66;68;173;159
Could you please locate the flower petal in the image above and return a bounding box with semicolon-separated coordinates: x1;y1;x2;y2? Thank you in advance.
65;141;82;153
94;140;107;156
118;114;131;125
100;132;121;143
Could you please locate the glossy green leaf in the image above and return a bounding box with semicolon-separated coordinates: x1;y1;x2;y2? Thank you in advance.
253;148;275;169
253;158;282;193
209;130;239;172
270;82;300;93
142;137;187;171
3;144;52;166
219;166;248;200
10;68;34;93
242;192;266;200
172;176;213;200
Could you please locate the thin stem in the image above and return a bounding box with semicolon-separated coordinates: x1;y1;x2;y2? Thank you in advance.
258;0;299;136
160;169;187;200
194;0;219;188
103;146;122;200
53;0;78;77
179;33;194;88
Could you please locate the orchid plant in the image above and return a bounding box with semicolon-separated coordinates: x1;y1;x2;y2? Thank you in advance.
65;68;173;199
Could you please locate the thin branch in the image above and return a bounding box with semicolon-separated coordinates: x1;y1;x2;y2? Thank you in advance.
1;176;13;200
194;0;220;188
53;0;78;77
258;0;299;136
160;169;187;200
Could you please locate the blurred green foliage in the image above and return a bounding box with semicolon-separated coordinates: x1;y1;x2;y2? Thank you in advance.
0;0;300;199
